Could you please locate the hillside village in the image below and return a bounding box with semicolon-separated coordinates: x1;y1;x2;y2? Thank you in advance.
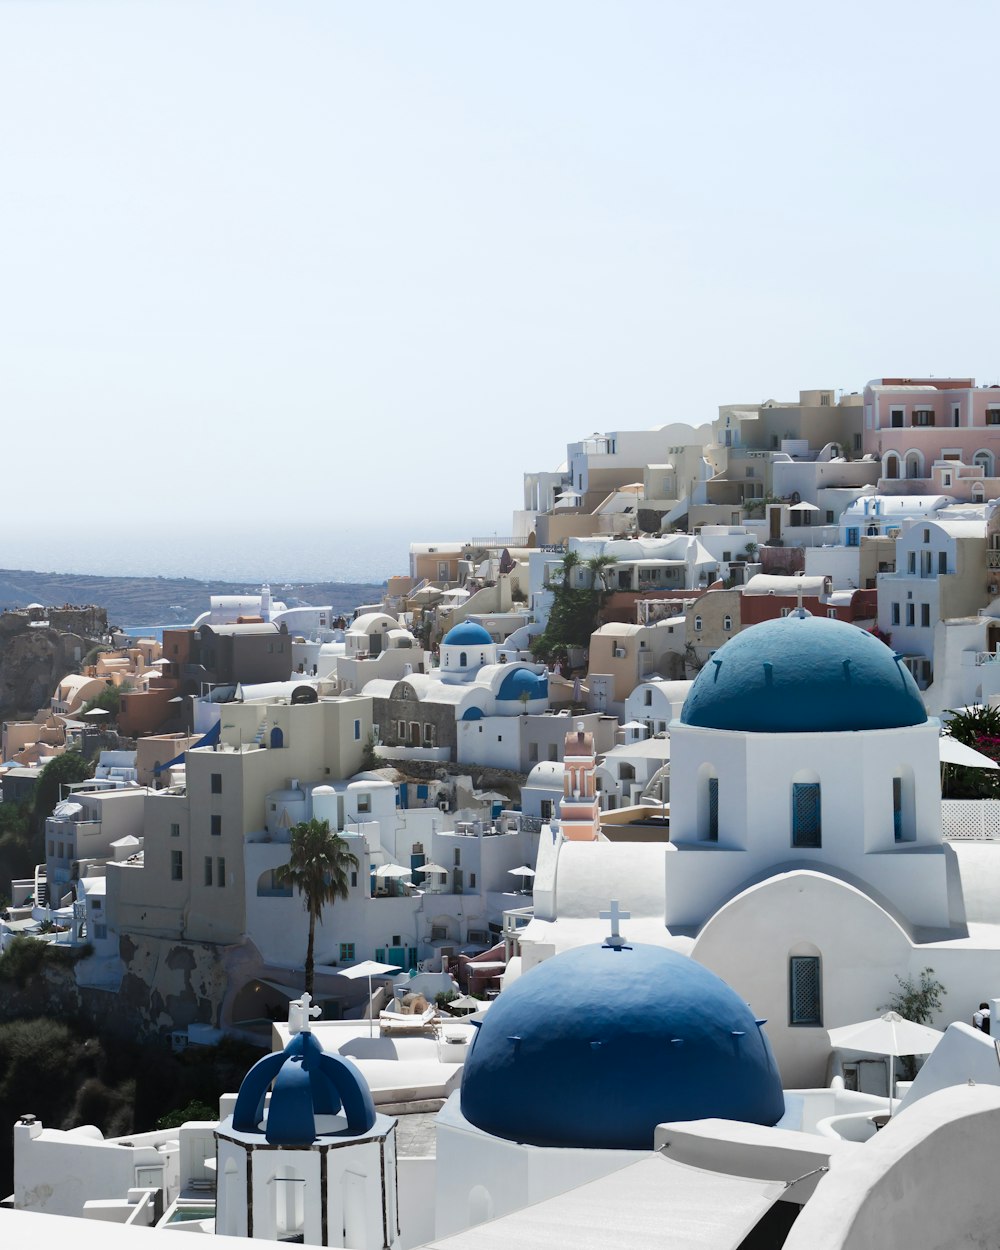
9;375;1000;1246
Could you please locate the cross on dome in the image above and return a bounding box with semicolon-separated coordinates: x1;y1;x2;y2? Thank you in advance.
288;992;322;1035
600;899;630;948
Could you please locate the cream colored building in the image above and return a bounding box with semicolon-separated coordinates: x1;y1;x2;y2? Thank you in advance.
107;695;371;947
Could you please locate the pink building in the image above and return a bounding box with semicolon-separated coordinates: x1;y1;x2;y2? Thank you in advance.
864;377;1000;498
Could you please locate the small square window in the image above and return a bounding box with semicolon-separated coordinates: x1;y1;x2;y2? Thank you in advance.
339;943;355;962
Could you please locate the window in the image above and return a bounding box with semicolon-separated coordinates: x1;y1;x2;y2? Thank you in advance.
424;723;435;746
988;409;1000;426
354;719;361;740
339;943;355;962
694;616;703;632
454;848;461;866
942;472;952;487
357;793;370;814
211;773;222;794
846;527;860;547
907;552;916;574
723;615;732;632
893;777;903;842
792;782;821;848
644;689;653;706
470;872;477;888
789;955;822;1026
921;604;931;627
217;857;226;887
853;433;862;452
780;607;790;618
827;608;837;618
211;814;222;837
826;510;835;525
906;604;915;626
171;851;183;881
891;603;900;625
94;923;107;940
707;777;719;842
350;870;358;888
170;823;180;838
923;529;930;543
204;856;213;886
746;466;755;479
398;720;406;740
459;651;467;667
913;409;935;426
890;408;904;428
528;742;539;762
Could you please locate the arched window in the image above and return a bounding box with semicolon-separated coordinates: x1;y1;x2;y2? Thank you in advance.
974;449;994;477
697;764;719;842
694;616;703;633
905;450;924;479
459;651;467;667
883;451;901;480
723;615;732;632
974;484;985;502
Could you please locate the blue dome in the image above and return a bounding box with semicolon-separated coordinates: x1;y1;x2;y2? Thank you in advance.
460;943;783;1149
233;1029;376;1145
680;613;927;734
497;668;549;702
443;621;493;647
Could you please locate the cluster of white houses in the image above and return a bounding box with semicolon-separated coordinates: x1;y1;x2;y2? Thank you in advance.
11;376;1000;1245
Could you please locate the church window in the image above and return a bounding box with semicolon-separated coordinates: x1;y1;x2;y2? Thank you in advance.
789;955;822;1026
694;616;703;632
460;651;467;667
707;777;719;842
792;782;821;848
723;615;732;631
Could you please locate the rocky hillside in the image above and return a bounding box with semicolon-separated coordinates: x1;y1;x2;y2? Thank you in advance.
0;610;108;717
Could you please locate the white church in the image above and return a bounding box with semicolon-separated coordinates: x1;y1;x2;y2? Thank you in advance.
519;609;1000;1086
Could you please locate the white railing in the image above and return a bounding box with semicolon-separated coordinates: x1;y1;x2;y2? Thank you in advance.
942;800;1000;840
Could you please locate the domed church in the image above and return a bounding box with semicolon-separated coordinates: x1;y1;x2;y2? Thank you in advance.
516;610;1000;1089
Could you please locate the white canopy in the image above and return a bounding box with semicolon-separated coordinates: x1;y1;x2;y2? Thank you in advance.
508;865;536;877
939;736;1000;769
827;1011;942;1058
375;863;413;879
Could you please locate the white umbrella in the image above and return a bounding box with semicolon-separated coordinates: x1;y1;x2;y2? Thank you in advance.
375;863;413;878
445;993;480;1014
337;959;406;1037
417;863;448;874
827;1011;943;1110
508;865;535;877
788;501;821;512
939;736;1000;769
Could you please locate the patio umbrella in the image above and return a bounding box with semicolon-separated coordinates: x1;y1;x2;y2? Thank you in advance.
417;863;448;874
788;501;821;512
338;959;406;1037
827;1011;943;1110
508;865;535;878
445;993;480;1014
375;863;413;878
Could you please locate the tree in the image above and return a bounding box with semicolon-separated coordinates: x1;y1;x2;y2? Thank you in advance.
33;752;94;831
276;820;359;997
585;554;618;593
880;967;946;1079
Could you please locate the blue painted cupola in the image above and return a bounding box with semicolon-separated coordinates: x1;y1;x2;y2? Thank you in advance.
233;1027;376;1144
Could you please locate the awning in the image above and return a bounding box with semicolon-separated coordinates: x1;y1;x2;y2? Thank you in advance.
940;736;1000;769
422;1154;783;1250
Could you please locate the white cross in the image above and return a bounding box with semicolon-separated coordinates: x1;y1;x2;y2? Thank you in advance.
289;992;322;1035
600;900;631;948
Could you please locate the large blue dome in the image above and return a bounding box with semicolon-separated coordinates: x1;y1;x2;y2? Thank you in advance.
460;943;784;1149
680;613;927;734
497;668;548;702
442;621;493;647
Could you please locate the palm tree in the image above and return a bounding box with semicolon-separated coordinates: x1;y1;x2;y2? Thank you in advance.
276;819;359;997
585;554;618;593
559;549;581;585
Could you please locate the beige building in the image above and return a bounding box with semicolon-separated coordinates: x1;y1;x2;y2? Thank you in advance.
107;695;372;947
684;588;741;667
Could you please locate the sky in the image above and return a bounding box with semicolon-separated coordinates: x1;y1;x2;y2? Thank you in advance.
1;1;999;582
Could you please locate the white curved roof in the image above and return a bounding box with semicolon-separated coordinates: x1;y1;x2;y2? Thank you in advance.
350;612;400;634
743;574;828;596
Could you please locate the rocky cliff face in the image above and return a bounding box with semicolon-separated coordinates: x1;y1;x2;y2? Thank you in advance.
0;609;108;716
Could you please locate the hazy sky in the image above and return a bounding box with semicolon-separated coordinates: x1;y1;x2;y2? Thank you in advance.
1;1;998;581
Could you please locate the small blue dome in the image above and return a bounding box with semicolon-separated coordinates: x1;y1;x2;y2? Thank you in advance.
233;1029;376;1145
460;943;783;1149
680;613;927;734
443;622;493;647
497;669;549;702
